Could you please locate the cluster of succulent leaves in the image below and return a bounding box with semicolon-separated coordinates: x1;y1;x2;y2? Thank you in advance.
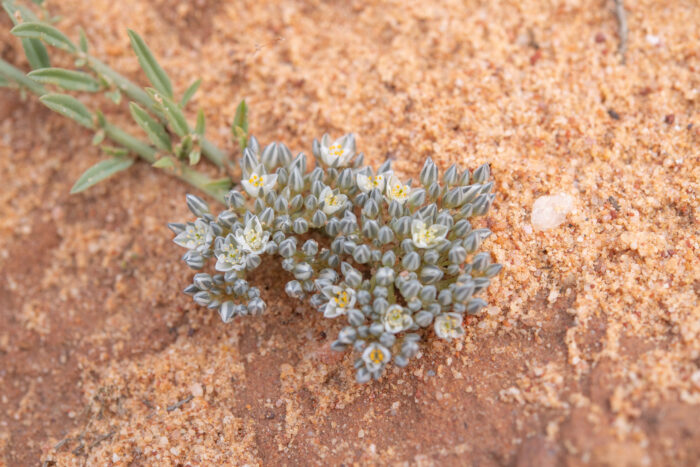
171;134;501;383
0;0;244;201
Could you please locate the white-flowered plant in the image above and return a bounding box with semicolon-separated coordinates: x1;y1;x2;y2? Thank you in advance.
171;133;501;383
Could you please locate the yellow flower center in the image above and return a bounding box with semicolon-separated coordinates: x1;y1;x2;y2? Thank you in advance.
420;229;435;243
370;175;383;187
391;184;407;198
334;291;349;307
442;316;458;332
249;174;264;187
329;144;344;158
370;349;384;364
245;231;258;244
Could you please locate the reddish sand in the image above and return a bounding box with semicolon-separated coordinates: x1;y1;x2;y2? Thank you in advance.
0;0;698;465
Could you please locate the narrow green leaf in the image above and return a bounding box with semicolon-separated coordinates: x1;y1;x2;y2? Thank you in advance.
180;78;201;108
152;156;175;169
175;134;193;159
21;38;50;69
91;129;105;145
195;109;205;137
129;102;171;152
205;177;232;191
70;156;133;193
30;0;45;6
28;68;100;92
39;93;93;128
95;110;106;128
233;99;248;134
101;145;129;156
232;99;248;150
146;88;188;137
188;149;201;166
11;22;77;52
78;27;89;53
2;1;39;24
127;29;173;98
105;88;121;104
0;75;9;87
2;2;49;69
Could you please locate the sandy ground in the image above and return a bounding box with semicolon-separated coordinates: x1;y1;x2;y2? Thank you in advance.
0;0;698;465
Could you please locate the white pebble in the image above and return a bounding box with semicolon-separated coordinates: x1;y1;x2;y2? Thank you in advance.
645;34;660;46
531;194;575;231
190;383;204;397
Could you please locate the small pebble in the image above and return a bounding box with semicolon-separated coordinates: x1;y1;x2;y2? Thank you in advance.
531;194;575;231
190;383;204;397
645;34;660;46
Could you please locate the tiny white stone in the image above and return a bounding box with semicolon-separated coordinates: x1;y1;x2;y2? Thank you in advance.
645;34;660;46
190;382;204;397
531;194;575;231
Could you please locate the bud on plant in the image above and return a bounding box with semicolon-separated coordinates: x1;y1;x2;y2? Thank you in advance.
352;244;371;264
443;164;458;186
472;163;490;183
193;273;213;290
402;251;420;271
420;157;438;186
293;217;309;234
186;194;209;217
407;188;426;207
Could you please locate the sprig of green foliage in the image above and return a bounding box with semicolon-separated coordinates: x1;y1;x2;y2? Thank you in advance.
0;0;249;201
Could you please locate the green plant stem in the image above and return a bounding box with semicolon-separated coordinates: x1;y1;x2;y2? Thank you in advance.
0;56;45;94
105;124;226;202
86;55;227;168
0;57;226;203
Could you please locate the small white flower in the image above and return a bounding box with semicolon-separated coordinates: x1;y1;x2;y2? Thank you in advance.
322;286;356;318
234;216;270;255
319;186;348;215
383;304;413;334
214;234;247;272
434;312;464;340
362;342;391;372
173;219;213;252
241;167;278;197
411;219;448;248
385;175;410;204
319;134;355;167
356;171;391;193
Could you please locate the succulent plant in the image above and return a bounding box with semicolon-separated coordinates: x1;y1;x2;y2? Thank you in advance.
172;134;501;383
